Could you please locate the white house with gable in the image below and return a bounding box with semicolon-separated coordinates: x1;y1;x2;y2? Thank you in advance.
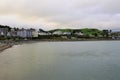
53;31;63;35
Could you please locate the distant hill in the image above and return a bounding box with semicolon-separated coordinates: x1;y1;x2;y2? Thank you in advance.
80;28;103;36
49;29;73;33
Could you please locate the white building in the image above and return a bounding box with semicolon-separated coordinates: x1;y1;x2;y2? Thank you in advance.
38;32;48;35
0;28;9;36
74;32;84;36
7;32;11;37
10;28;17;37
63;32;71;35
17;29;26;38
53;31;63;35
32;31;38;37
17;29;32;38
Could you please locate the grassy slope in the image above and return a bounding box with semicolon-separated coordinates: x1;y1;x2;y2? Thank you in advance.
49;28;103;36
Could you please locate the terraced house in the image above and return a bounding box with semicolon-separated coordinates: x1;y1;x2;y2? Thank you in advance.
0;25;10;37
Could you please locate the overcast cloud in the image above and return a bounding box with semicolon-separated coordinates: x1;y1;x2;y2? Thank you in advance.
0;0;120;30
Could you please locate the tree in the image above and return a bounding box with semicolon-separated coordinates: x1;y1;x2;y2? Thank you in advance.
102;30;109;37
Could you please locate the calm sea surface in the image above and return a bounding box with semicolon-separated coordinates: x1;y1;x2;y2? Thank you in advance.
0;41;120;80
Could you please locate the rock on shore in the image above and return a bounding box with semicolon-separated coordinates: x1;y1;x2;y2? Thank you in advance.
0;44;13;52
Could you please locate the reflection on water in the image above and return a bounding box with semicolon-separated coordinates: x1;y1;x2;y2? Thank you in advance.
0;41;120;80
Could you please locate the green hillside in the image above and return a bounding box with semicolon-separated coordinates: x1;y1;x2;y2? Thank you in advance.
49;28;103;36
81;28;103;36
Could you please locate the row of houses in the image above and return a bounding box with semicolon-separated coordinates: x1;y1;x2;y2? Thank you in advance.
111;31;120;40
0;28;84;38
0;28;38;38
52;30;84;36
0;28;9;36
1;26;119;39
38;29;84;36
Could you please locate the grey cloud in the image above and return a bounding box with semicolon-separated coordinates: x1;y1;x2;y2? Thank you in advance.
0;0;120;30
101;0;120;14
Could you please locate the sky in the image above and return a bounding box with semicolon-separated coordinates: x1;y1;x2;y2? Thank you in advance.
0;0;120;30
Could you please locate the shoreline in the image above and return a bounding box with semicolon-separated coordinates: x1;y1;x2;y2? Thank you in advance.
19;39;120;42
0;44;13;53
0;39;120;53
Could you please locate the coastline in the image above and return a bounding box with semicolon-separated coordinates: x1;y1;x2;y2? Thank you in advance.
0;39;120;53
0;44;13;53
